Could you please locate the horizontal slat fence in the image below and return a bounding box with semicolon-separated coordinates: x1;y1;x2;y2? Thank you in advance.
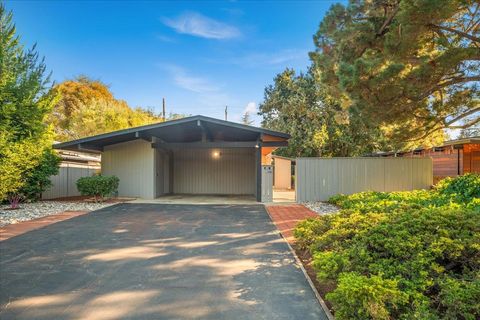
296;157;433;202
42;163;100;199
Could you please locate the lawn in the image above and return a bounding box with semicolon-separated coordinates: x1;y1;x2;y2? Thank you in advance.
294;174;480;320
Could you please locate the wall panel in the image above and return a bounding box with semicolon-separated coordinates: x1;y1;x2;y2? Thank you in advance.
296;157;433;202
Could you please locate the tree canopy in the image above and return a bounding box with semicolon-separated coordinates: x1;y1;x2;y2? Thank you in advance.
51;77;162;141
0;4;59;201
259;69;394;157
310;0;479;142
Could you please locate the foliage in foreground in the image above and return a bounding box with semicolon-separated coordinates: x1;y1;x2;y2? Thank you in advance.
0;5;59;201
76;175;119;202
295;174;480;320
18;150;60;201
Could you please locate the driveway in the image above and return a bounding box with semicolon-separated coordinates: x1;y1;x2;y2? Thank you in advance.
0;204;328;320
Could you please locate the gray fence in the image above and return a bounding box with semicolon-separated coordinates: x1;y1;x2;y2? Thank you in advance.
42;163;100;199
296;157;433;202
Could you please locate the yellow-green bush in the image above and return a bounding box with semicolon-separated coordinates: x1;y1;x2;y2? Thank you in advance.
294;174;480;319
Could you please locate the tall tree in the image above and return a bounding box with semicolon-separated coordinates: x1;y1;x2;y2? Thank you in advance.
51;77;162;140
0;4;59;201
311;0;479;142
241;111;254;125
259;69;390;157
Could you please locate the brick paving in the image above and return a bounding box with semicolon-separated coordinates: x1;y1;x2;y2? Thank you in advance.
266;204;318;242
0;211;88;241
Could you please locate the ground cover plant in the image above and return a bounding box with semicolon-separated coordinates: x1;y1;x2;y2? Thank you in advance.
295;174;480;320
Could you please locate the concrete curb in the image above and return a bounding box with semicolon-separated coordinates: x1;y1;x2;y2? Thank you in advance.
265;207;335;320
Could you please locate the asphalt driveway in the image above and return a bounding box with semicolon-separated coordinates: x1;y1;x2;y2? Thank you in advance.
0;204;328;320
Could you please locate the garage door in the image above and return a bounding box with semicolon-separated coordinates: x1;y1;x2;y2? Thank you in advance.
173;148;255;195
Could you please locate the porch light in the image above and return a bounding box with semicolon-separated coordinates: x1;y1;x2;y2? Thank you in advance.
212;151;220;159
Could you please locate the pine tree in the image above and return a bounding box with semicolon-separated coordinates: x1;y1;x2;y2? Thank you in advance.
311;0;479;142
241;111;254;125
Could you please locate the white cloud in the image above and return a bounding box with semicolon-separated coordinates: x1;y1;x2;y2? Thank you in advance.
243;101;257;114
162;12;241;40
164;65;219;93
233;49;307;67
156;34;175;43
161;64;236;114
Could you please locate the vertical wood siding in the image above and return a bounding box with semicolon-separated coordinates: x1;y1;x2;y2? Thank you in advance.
42;163;99;199
173;148;255;195
296;157;433;202
102;140;155;199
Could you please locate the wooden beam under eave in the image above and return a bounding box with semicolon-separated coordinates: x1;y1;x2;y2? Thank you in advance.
152;141;258;149
78;143;103;152
196;120;213;142
135;131;153;142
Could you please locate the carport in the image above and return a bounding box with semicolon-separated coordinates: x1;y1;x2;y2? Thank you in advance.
54;115;289;201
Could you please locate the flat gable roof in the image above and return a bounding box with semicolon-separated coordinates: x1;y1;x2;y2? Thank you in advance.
54;115;290;152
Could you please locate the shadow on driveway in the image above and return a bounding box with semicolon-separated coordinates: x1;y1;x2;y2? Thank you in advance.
0;204;328;319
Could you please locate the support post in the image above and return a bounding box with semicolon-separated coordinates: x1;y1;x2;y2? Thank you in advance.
255;144;262;202
169;150;174;194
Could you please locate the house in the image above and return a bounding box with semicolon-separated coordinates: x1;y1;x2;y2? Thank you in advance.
372;136;480;183
53;115;290;201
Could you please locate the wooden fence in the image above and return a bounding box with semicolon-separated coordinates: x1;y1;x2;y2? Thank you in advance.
296;157;433;202
42;163;100;199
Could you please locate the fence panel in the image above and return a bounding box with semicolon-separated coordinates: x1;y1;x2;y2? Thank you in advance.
42;163;99;199
296;157;433;202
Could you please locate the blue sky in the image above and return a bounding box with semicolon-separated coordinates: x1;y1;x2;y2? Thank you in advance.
7;1;342;124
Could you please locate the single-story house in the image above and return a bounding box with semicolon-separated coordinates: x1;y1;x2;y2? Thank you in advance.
371;136;480;183
53;115;290;201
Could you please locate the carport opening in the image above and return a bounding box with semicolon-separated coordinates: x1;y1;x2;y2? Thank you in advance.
154;147;257;200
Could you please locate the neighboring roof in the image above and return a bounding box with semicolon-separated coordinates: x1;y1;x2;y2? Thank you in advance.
366;136;480;157
442;136;480;146
53;115;290;152
57;150;101;163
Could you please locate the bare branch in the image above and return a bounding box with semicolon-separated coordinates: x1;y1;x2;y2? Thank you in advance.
428;23;480;43
445;106;480;126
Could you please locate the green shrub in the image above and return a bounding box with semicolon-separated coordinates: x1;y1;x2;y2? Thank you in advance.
326;272;408;320
295;175;480;319
76;175;119;201
20;149;60;201
435;173;480;203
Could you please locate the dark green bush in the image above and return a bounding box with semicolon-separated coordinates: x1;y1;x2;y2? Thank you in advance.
20;149;60;201
295;174;480;319
76;175;119;201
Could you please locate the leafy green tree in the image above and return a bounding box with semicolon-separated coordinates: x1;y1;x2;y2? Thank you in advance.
51;76;162;141
311;0;479;142
0;5;59;201
259;69;389;157
19;150;60;201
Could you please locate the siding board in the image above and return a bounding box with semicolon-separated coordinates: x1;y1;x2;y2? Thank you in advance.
102;140;155;199
173;148;255;195
296;157;433;202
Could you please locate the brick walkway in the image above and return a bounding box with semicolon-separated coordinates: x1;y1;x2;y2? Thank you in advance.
0;211;88;241
266;204;319;242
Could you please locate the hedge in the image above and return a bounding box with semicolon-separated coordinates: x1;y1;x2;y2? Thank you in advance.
76;175;119;201
294;174;480;319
